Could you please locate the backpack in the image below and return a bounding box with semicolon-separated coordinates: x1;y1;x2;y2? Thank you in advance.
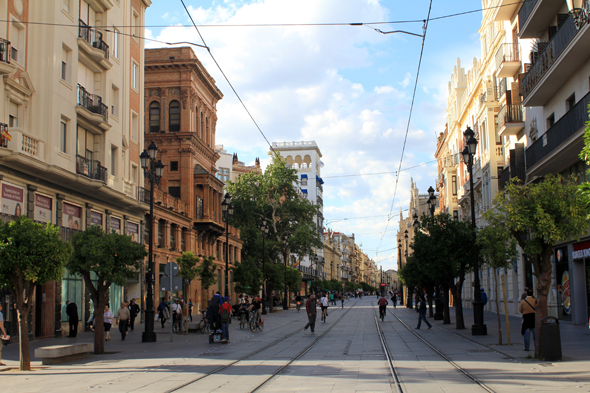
220;303;231;323
481;292;488;305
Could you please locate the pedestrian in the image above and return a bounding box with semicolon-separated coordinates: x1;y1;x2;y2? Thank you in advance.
66;300;79;337
415;295;432;329
172;299;182;331
158;297;169;328
304;294;317;334
116;301;130;341
341;292;345;308
129;299;139;331
0;302;8;366
519;289;536;351
480;288;488;306
188;299;193;322
208;292;223;332
219;296;232;342
521;287;529;301
104;304;113;341
392;292;397;308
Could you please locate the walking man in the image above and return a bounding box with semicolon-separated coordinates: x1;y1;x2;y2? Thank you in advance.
392;292;397;308
219;296;232;343
116;301;130;340
66;300;79;337
129;299;139;331
304;294;317;334
519;289;536;351
415;295;432;329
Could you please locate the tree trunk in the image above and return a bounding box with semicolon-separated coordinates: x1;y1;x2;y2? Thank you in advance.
494;269;502;345
534;248;553;359
427;285;434;318
268;284;274;313
443;286;451;324
93;292;107;354
15;300;31;371
453;284;465;329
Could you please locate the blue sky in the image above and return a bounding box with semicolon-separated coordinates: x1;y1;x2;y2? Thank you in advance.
144;0;483;270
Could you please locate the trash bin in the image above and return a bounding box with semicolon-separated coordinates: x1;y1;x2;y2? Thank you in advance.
541;316;562;361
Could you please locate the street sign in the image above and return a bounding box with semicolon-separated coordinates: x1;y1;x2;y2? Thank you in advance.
160;277;183;292
342;283;345;288
164;262;179;277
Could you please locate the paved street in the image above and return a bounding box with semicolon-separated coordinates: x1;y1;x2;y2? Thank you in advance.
1;298;590;392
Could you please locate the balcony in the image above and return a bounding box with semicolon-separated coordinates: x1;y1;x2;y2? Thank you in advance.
521;16;590;106
495;43;521;78
526;91;590;173
519;0;563;39
496;104;524;137
154;189;189;215
77;19;112;70
76;84;110;130
0;38;14;75
3;129;46;161
493;0;524;21
444;153;460;168
76;155;107;183
138;187;151;204
494;78;508;101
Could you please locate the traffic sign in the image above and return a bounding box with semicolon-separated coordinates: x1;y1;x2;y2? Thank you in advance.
164;262;179;277
342;283;345;288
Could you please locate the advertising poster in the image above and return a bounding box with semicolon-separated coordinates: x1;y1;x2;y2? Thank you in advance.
63;203;82;230
110;216;121;234
90;211;103;227
1;183;25;216
34;194;53;223
128;221;139;242
562;271;571;316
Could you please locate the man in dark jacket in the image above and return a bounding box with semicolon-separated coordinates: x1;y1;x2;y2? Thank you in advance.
208;292;223;332
415;295;432;329
129;299;140;331
304;294;317;334
66;301;79;337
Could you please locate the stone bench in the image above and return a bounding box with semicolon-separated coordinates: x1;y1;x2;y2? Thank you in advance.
34;343;94;365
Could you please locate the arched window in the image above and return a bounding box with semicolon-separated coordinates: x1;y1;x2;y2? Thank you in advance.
149;101;160;133
169;100;180;132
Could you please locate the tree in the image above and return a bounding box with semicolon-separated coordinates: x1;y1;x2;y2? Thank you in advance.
409;213;474;328
0;217;72;370
476;224;518;345
67;226;146;354
231;256;262;295
285;266;302;298
484;175;589;359
195;255;218;307
176;251;199;333
227;153;322;311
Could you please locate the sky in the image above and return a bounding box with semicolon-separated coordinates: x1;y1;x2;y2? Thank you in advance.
144;0;484;271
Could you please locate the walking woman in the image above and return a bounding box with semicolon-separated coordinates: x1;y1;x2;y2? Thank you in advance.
158;297;169;328
104;304;113;341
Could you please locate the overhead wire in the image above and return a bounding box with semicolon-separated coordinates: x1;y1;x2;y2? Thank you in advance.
376;0;434;257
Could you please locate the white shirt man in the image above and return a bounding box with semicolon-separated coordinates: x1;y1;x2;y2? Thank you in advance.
321;296;329;308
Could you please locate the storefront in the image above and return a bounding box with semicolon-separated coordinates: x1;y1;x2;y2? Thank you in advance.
555;246;571;321
571;240;590;326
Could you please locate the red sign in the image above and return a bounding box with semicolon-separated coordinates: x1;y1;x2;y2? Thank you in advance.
572;241;590;260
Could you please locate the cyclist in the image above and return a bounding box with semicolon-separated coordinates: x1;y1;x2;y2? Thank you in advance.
320;293;329;322
250;296;263;326
378;295;388;319
295;293;302;312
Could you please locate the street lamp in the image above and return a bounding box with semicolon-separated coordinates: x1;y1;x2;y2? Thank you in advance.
221;192;233;299
427;186;436;216
404;230;412;309
141;142;165;343
413;212;419;228
398;238;403;305
462;126;487;336
566;0;589;29
282;233;290;310
260;218;269;315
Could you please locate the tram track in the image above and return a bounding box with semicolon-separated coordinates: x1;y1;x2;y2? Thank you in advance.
376;305;497;393
161;301;358;393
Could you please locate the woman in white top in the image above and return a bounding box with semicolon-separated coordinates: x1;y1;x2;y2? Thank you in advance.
104;305;113;341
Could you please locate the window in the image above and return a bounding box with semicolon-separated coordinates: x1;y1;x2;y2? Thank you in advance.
181;229;186;251
61;45;71;82
170;161;178;171
195;107;200;136
149;101;160;132
566;93;575;112
200;112;204;137
481;121;487;152
10;21;25;64
451;175;457;196
61;270;83;322
170;225;176;250
169;100;181;132
546;113;555;129
217;167;229;182
60;118;67;153
131;111;138;141
112;27;119;59
132;62;138;90
453;210;459;220
169;186;180;198
197;196;203;219
8;101;18;128
111;85;119;117
132;10;140;38
131;164;138;185
111;145;118;176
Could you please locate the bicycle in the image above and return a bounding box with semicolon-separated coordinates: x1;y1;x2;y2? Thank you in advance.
239;311;248;329
198;311;208;334
296;301;301;312
321;307;328;323
248;311;264;332
379;306;386;321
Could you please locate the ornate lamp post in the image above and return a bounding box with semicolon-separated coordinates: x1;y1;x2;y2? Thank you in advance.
398;238;403;305
462;126;487;336
260;218;269;315
427;185;444;320
566;0;589;29
404;230;412;308
427;186;436;216
282;233;290;310
221;193;233;299
140;142;165;343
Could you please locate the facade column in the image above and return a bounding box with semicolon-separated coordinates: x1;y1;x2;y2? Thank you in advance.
56;194;65;226
164;220;171;249
26;184;37;219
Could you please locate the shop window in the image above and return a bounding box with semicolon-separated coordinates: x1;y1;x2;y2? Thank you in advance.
61;270;83;322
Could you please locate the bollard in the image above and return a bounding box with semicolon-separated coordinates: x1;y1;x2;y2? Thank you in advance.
541;316;562;361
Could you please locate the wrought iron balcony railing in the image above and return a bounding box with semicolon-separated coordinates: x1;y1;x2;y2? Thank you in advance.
77;84;108;122
76;155;107;183
0;38;11;64
78;19;110;60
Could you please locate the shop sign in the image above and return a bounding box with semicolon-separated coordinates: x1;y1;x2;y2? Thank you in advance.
1;183;24;216
562;271;571;315
572;240;590;260
34;194;52;223
63;203;82;230
111;216;121;234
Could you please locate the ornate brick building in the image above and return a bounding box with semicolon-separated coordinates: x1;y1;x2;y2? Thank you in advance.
144;47;242;310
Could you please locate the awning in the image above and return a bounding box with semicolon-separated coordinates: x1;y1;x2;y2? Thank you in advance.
301;174;308;179
302;189;308;194
316;175;324;184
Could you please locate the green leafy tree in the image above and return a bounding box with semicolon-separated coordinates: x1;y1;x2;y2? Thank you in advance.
476;224;518;345
410;213;474;328
0;217;72;370
67;225;147;354
285;266;302;300
176;251;199;333
231;256;262;295
227;153;322;311
485;175;589;358
578;102;590;214
195;255;218;308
